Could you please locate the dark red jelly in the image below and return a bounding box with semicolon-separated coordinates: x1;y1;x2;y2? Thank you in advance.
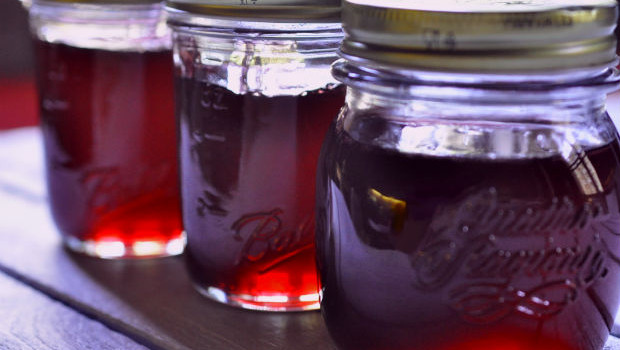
35;40;183;258
316;117;620;350
177;78;345;310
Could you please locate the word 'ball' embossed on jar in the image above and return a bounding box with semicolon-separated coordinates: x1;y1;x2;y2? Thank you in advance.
30;0;184;259
167;0;345;311
315;0;620;349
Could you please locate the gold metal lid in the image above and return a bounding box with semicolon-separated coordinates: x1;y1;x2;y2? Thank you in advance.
166;0;341;22
341;0;619;72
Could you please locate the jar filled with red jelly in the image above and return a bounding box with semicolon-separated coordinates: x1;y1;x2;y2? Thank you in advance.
316;0;620;349
166;0;345;311
30;0;184;258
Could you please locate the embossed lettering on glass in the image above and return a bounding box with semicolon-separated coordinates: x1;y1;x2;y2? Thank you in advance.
167;0;345;311
316;0;620;349
30;0;184;258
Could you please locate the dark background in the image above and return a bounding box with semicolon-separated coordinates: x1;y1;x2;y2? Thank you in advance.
0;0;38;129
0;0;33;78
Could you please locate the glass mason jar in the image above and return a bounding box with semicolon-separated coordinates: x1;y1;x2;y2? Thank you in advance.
167;0;345;311
30;0;184;258
316;0;620;349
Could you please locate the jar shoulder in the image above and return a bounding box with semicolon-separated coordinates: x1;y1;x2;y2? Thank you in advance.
335;94;620;160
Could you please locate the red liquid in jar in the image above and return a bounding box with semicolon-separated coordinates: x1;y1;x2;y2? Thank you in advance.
316;118;620;349
177;79;345;310
35;40;183;258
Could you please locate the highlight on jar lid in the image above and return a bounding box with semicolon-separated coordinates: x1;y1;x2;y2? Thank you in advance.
165;0;341;22
341;0;619;72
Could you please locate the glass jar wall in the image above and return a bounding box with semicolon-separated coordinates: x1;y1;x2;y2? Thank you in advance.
30;0;184;258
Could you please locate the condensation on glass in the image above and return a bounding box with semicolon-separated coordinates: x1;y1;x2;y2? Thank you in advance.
29;0;184;258
316;0;620;349
167;0;345;311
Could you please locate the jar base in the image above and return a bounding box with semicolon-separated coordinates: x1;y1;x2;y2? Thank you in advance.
63;232;186;259
193;284;320;312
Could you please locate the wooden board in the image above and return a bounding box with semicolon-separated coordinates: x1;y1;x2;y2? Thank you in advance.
0;272;147;350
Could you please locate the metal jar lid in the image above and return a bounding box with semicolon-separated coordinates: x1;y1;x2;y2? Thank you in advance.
341;0;619;73
31;0;162;4
166;0;341;22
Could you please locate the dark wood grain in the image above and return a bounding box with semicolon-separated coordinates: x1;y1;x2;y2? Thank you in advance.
0;272;148;350
0;129;336;350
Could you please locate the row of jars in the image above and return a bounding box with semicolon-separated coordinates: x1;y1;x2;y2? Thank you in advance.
26;0;620;349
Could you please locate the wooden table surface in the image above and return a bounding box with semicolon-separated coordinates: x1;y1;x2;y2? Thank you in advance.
0;92;618;350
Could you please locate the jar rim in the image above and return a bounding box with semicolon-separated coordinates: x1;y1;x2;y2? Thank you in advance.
332;60;620;101
165;1;340;23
